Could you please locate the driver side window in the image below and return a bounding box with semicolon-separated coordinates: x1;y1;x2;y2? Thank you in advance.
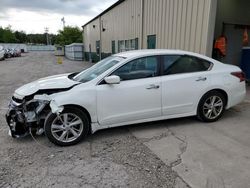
112;56;158;81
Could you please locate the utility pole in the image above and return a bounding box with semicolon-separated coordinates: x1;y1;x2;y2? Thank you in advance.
45;27;49;45
61;17;65;28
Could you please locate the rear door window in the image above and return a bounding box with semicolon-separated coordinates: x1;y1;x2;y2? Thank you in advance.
163;55;211;75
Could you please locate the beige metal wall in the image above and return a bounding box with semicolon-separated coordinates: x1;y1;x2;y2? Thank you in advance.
83;0;217;56
101;0;141;53
83;18;100;53
83;0;141;54
142;0;216;55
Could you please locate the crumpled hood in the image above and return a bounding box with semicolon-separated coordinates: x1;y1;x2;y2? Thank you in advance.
14;73;80;99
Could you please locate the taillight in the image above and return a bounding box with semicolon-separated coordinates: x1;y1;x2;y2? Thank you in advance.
231;71;246;82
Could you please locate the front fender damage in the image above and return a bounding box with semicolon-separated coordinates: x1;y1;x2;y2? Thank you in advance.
34;94;64;114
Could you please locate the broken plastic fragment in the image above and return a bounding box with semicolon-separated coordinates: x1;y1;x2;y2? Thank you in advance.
50;100;64;114
34;94;64;114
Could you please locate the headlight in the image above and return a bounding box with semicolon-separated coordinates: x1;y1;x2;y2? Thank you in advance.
9;98;22;108
12;96;24;104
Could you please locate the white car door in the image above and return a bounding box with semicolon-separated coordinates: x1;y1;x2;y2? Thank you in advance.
161;55;212;116
96;56;162;126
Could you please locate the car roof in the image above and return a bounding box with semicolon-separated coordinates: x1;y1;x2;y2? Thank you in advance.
114;49;214;62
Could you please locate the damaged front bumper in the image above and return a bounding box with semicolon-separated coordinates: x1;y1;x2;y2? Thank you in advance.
6;96;49;138
6;94;64;138
6;98;30;138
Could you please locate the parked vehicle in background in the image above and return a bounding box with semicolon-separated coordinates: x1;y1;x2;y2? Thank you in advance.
5;48;14;58
6;50;246;146
15;49;21;57
0;46;5;60
9;48;16;57
3;48;21;58
4;49;11;58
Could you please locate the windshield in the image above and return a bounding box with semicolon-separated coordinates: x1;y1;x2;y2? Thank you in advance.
73;56;124;83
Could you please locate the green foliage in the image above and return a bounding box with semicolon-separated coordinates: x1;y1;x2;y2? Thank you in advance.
14;31;27;43
26;34;57;45
55;26;83;45
26;34;47;44
0;26;59;44
0;26;17;43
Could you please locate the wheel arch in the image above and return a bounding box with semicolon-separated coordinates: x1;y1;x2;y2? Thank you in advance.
199;88;229;109
196;89;228;122
63;104;92;124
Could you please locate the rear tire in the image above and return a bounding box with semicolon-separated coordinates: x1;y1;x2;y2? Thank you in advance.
44;107;90;146
197;91;226;122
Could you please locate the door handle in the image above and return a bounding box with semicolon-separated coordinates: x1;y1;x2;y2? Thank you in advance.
196;77;207;82
146;84;160;89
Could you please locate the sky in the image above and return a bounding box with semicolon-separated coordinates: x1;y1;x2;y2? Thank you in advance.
0;0;118;34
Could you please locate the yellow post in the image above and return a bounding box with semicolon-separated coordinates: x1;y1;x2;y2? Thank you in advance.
57;57;63;64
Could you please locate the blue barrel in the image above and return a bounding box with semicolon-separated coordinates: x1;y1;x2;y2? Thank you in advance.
240;47;250;80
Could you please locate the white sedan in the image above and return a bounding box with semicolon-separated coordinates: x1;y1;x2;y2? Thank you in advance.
6;50;246;146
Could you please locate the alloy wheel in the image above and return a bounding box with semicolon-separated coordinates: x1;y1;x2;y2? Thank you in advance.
203;96;224;120
51;113;84;143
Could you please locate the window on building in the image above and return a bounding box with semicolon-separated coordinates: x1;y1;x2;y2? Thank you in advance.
112;56;158;81
125;40;130;50
147;35;156;49
130;39;135;50
164;55;211;75
135;38;139;50
112;41;116;54
118;40;120;53
96;41;100;56
118;40;125;52
128;38;139;50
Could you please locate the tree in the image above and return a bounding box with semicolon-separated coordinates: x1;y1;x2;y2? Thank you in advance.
55;26;83;45
0;26;17;43
0;25;78;45
27;34;47;44
0;27;4;42
14;31;27;43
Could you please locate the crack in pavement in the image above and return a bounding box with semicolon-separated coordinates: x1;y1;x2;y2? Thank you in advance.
168;128;188;168
167;128;191;188
139;131;170;143
130;126;191;188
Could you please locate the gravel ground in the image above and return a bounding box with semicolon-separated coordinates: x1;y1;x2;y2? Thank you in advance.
0;52;178;188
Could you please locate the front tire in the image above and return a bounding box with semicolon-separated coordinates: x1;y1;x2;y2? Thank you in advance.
44;107;90;146
197;91;226;122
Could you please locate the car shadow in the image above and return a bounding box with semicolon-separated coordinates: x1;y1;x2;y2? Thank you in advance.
10;108;242;148
90;108;243;139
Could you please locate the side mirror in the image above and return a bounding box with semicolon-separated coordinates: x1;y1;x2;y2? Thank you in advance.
104;75;121;84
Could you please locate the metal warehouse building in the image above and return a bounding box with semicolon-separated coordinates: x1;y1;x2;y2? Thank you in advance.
82;0;250;65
